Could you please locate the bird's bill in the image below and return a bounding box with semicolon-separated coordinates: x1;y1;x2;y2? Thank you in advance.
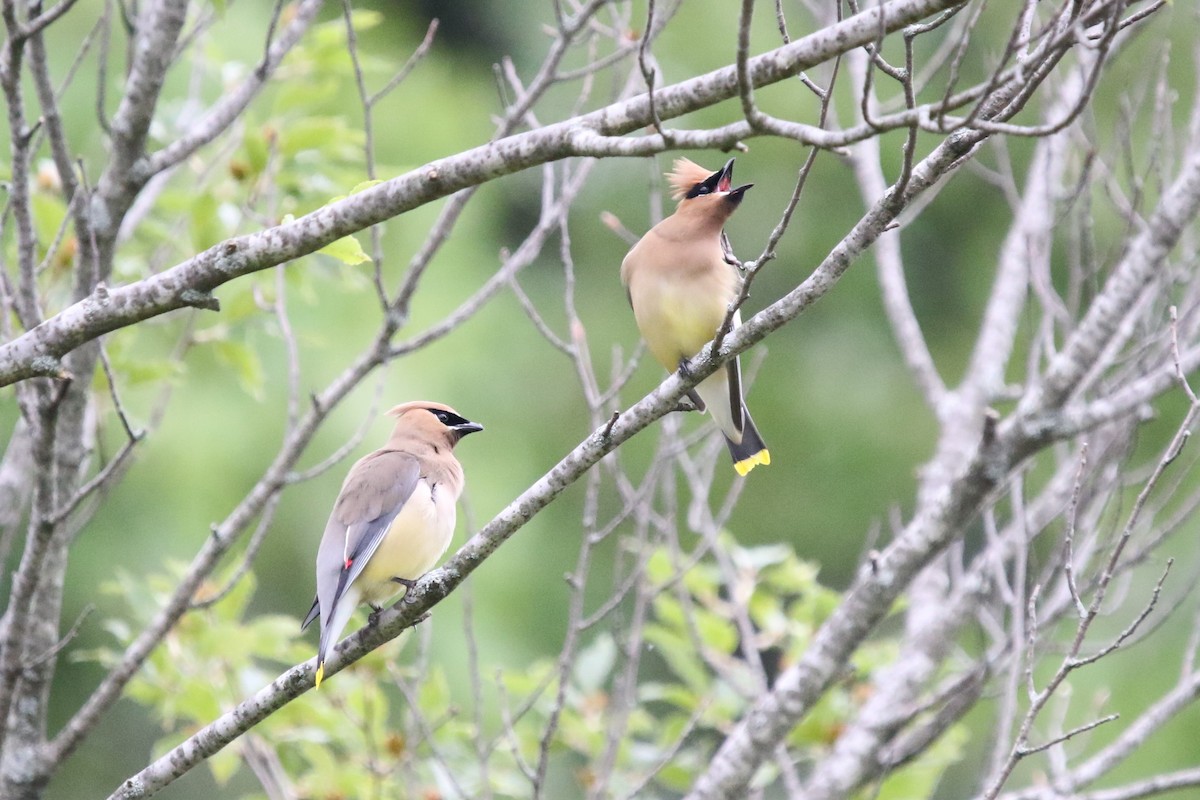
728;182;754;201
706;159;752;200
712;158;736;193
451;421;484;436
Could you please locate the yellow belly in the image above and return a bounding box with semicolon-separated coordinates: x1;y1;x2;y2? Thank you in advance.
633;276;729;371
357;480;456;604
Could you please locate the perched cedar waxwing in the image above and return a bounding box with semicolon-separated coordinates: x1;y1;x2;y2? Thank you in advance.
302;401;483;687
621;157;770;476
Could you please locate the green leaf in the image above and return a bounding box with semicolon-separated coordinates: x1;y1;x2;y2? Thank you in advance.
318;234;371;265
171;679;222;725
645;548;674;584
762;555;821;595
733;542;794;571
348;9;383;31
204;568;256;620
242;127;270;176
870;723;967;800
573;633;616;692
70;647;119;668
273;79;339;114
32;192;68;249
643;624;708;692
503;660;554;696
190;193;221;252
114;358;187;388
418;667;451;713
349;179;382;195
247;615;308;662
208;747;240;786
102;619;131;642
693;608;737;653
212;340;265;400
279;117;342;157
656;760;697;791
638;681;700;712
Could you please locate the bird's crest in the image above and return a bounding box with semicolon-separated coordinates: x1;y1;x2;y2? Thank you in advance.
667;158;713;200
387;400;458;418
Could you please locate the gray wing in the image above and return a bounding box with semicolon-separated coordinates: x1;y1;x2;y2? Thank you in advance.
311;451;421;626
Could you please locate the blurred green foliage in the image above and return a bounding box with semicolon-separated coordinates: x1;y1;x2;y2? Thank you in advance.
95;541;963;799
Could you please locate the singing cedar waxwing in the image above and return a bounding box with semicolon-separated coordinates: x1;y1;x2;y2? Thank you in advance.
621;157;770;476
302;401;483;687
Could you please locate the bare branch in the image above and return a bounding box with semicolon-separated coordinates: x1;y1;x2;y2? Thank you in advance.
139;1;322;184
0;0;967;387
1019;713;1120;758
94;0;189;240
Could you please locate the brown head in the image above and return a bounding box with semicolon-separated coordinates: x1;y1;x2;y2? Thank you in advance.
665;158;753;229
385;401;483;450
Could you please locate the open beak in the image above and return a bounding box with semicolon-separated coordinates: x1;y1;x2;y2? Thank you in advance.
708;158;752;203
714;158;736;193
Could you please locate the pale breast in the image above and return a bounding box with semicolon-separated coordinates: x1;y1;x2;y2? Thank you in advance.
630;262;738;371
357;477;458;604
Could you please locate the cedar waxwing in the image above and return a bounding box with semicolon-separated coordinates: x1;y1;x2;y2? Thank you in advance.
620;157;770;476
302;401;483;687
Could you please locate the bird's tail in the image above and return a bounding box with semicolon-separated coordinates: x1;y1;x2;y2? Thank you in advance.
314;585;359;689
726;410;770;476
301;596;320;631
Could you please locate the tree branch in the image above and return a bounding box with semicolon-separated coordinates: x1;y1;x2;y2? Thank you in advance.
0;0;964;387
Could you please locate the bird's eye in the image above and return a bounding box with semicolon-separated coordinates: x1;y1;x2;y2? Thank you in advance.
433;411;449;423
686;184;712;199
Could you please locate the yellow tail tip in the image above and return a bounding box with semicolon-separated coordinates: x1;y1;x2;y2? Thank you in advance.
315;662;325;689
734;449;771;476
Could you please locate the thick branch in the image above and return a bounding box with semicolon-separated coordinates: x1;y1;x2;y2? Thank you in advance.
93;0;188;241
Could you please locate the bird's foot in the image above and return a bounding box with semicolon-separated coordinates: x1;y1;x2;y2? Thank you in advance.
677;357;695;381
391;576;424;604
367;604;384;627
